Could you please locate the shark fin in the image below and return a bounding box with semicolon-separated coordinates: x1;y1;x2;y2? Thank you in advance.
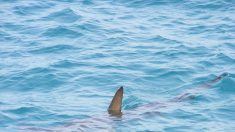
108;86;123;115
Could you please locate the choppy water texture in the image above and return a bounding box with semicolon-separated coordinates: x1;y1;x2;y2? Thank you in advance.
0;0;235;131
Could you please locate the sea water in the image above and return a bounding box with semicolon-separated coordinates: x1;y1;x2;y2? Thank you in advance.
0;0;235;131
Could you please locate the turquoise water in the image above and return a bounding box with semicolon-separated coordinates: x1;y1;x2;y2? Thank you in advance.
0;0;235;131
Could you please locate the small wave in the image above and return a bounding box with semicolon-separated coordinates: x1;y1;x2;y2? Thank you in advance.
0;67;65;91
215;53;235;64
225;43;235;50
115;0;184;8
123;96;144;110
159;70;191;78
0;23;25;31
41;26;82;38
81;0;94;5
29;44;78;54
198;60;215;67
185;0;233;11
188;24;234;35
51;60;87;69
7;107;42;115
74;23;100;32
0;30;16;41
146;35;181;44
43;8;81;23
13;2;55;15
0;113;13;126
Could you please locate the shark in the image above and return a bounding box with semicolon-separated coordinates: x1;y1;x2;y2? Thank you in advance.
21;73;228;131
108;73;228;116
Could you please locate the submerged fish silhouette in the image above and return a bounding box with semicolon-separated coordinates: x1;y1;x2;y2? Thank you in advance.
107;73;228;116
21;73;228;131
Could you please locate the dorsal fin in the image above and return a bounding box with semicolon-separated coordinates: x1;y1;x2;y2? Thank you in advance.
108;86;123;115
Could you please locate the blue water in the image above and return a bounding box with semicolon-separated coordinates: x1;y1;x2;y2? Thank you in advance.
0;0;235;131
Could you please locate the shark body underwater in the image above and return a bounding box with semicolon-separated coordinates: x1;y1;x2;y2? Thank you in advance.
108;73;228;116
23;73;228;131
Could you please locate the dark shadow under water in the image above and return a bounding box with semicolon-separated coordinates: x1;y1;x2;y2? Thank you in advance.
19;73;229;131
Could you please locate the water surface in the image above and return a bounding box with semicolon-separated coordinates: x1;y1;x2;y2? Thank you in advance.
0;0;235;131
